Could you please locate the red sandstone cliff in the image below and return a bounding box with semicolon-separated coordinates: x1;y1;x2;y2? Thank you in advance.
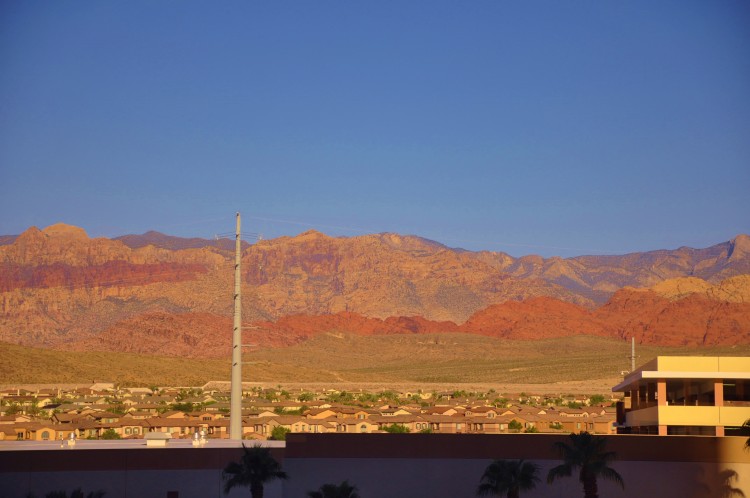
0;224;748;354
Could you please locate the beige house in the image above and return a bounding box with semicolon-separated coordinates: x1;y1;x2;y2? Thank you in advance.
612;356;750;436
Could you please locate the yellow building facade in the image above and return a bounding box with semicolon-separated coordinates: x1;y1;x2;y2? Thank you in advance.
612;356;750;436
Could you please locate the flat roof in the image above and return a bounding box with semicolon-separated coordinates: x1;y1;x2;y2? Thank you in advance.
612;371;750;392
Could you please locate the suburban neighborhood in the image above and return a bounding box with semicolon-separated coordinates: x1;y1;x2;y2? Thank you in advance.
0;383;618;442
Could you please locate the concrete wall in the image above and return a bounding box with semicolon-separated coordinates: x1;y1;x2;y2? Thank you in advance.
283;433;750;498
2;434;748;498
0;445;285;498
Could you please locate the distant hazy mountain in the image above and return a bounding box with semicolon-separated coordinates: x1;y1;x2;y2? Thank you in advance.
115;230;250;252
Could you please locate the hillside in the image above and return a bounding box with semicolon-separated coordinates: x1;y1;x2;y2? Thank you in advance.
0;224;748;354
2;336;748;386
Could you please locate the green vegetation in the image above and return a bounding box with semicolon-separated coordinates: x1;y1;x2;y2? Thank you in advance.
381;423;410;433
172;402;196;413
270;426;291;441
588;394;607;405
100;429;120;440
508;420;523;431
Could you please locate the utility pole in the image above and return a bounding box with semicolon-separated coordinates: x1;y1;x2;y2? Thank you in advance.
230;212;242;440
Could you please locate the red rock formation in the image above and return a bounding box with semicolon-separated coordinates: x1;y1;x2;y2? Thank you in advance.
0;223;748;354
0;261;207;292
458;297;609;340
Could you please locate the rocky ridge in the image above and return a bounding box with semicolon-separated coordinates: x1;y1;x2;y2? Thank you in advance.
0;224;748;355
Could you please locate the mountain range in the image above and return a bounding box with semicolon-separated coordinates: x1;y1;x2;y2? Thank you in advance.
1;223;748;358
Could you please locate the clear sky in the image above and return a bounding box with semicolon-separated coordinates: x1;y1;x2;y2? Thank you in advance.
1;1;748;257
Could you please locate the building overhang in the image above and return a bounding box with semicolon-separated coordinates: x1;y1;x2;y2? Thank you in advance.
612;371;750;393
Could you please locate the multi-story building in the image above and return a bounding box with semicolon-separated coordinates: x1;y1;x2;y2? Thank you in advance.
612;356;750;436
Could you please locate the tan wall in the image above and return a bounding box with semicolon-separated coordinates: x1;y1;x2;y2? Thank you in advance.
720;357;750;372
721;406;750;426
626;405;658;426
659;406;720;426
656;356;719;372
627;404;750;427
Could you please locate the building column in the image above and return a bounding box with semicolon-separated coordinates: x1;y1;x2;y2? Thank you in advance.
714;380;724;407
658;425;667;436
658;380;667;406
715;380;725;437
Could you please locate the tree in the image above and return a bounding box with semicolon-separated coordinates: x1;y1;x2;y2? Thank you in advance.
307;480;360;498
588;394;607;405
477;459;540;498
223;444;287;498
100;429;120;440
381;423;410;433
270;426;290;441
508;420;523;432
547;432;624;498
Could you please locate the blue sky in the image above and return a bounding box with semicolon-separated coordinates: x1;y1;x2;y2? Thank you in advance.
1;1;748;257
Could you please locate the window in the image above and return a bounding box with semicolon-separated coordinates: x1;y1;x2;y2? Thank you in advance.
41;431;50;440
724;380;750;406
125;428;131;435
360;424;367;433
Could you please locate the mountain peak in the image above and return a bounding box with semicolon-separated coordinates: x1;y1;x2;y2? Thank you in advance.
729;234;750;259
296;229;330;240
42;223;89;239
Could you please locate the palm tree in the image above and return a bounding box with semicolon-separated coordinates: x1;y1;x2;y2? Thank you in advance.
547;432;624;498
307;480;360;498
222;444;287;498
477;459;540;498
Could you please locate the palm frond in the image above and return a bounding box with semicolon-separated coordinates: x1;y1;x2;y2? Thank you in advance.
547;463;572;484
